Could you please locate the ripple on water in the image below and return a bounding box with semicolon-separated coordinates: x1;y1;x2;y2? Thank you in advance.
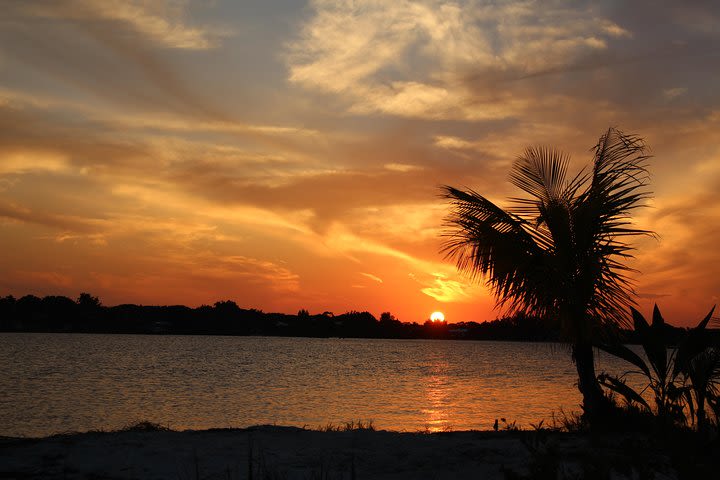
0;333;646;436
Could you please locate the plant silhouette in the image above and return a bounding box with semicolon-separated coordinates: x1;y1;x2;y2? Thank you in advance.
598;304;719;433
597;305;689;424
442;127;653;423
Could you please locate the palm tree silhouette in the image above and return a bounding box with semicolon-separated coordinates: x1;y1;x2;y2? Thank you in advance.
442;127;653;421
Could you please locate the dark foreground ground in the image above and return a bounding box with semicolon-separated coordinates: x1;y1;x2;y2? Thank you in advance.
0;425;686;479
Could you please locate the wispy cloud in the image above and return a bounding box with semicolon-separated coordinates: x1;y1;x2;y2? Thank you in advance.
663;87;688;100
360;272;383;283
0;200;104;233
1;3;229;120
384;163;423;173
287;0;629;120
0;151;70;175
22;0;221;50
324;225;483;302
420;273;472;303
195;255;300;293
13;270;74;289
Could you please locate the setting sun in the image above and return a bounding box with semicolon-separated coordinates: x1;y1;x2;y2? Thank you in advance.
430;311;445;322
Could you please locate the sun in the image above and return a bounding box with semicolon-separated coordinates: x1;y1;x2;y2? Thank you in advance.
430;311;445;322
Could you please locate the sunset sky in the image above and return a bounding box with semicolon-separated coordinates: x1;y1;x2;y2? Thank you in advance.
1;0;719;326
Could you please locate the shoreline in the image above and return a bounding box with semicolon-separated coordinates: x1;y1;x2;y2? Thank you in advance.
1;424;681;479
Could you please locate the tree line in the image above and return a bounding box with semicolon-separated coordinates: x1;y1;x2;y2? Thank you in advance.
0;292;698;343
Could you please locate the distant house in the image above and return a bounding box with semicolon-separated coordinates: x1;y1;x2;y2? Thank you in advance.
151;321;172;334
448;328;468;338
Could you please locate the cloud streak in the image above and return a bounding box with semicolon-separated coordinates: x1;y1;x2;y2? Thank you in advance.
20;0;221;50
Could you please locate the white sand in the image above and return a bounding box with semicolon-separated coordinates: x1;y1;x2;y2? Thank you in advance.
0;426;676;479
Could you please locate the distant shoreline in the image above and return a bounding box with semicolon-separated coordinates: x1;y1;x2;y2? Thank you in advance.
3;294;707;344
0;329;565;342
0;293;563;341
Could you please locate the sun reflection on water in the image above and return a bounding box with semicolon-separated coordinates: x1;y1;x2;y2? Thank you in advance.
421;359;451;432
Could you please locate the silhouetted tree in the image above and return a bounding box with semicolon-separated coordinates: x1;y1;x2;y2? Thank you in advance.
18;294;42;308
0;295;17;329
0;294;16;313
17;295;42;318
42;296;77;324
442;128;653;422
423;318;449;339
214;300;240;314
77;293;101;308
338;311;378;337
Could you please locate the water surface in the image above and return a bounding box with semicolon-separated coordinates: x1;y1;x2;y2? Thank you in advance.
0;333;642;437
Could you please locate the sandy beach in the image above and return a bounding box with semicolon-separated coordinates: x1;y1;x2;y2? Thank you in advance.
0;425;681;479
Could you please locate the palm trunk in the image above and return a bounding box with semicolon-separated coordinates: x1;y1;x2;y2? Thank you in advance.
572;342;609;423
696;390;706;433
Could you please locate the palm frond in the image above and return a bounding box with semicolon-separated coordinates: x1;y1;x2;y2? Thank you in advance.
568;128;655;328
441;127;654;337
583;127;653;231
596;341;651;377
674;306;717;377
441;186;556;317
630;306;669;383
598;373;651;411
509;146;570;204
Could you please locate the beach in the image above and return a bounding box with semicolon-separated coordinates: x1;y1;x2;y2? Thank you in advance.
0;425;680;479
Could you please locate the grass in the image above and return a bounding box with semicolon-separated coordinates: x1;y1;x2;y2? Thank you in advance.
314;420;375;432
119;420;172;432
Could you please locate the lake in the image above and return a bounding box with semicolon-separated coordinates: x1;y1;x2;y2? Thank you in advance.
0;333;644;437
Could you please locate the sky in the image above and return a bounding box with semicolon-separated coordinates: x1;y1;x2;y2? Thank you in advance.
1;0;719;326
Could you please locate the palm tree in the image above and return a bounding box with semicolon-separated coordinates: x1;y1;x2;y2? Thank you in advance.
442;127;653;421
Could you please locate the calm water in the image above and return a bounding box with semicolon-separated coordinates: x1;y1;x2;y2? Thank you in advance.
0;333;644;437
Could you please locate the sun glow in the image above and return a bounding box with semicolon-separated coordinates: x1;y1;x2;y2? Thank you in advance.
430;311;445;322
